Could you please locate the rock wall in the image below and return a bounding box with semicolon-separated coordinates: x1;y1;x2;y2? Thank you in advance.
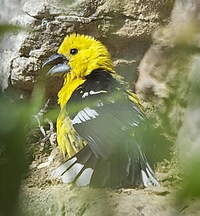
0;0;173;94
0;0;27;90
136;0;200;160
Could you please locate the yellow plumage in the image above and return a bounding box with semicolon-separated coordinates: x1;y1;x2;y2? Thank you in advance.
58;34;114;80
57;34;115;157
49;33;142;157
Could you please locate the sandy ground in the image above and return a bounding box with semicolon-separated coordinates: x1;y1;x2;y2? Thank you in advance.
19;127;200;216
20;181;200;216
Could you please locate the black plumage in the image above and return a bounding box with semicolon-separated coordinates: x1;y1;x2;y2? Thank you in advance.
53;69;159;188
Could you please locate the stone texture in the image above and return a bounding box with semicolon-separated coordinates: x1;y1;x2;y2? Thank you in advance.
0;0;27;22
136;0;200;160
0;0;173;93
0;0;33;90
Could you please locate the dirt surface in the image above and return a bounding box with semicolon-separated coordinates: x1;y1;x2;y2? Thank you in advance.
21;185;175;216
20;164;200;216
20;130;194;216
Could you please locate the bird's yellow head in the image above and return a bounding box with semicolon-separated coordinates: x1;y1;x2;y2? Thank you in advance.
42;34;115;106
58;34;114;77
43;34;114;79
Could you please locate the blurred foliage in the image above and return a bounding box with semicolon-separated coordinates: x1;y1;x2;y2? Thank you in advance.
0;88;44;216
0;23;44;216
0;24;26;39
164;15;200;211
0;93;29;216
176;56;200;204
178;157;200;202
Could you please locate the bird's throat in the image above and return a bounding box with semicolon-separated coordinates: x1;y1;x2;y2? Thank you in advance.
58;76;85;108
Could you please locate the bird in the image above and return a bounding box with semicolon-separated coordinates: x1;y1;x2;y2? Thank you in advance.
42;33;159;188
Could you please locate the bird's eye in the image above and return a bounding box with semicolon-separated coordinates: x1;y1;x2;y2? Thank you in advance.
70;48;78;55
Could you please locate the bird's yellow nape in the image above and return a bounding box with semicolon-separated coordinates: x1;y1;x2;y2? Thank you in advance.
57;34;115;78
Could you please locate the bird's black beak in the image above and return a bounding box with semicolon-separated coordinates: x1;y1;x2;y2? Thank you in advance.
42;53;71;76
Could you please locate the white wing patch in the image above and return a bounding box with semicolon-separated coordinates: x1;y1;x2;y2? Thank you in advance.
89;90;107;95
82;92;89;98
84;107;99;118
72;107;99;125
81;90;107;98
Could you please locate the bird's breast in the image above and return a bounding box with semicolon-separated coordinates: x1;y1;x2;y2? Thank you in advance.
58;78;86;108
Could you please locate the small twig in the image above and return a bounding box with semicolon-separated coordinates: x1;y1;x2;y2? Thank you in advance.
33;99;50;137
46;118;54;131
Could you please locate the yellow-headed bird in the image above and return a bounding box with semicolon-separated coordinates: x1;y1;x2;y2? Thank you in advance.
42;34;159;188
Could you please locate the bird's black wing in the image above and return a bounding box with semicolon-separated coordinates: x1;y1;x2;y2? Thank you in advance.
54;69;158;187
67;69;145;159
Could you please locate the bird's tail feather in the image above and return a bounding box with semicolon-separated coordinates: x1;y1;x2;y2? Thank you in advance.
52;145;159;187
52;146;96;186
128;144;159;187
